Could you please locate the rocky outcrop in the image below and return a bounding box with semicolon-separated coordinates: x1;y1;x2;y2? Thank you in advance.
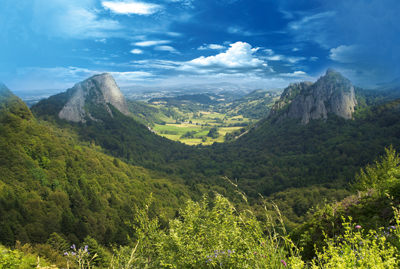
59;73;130;122
270;69;357;125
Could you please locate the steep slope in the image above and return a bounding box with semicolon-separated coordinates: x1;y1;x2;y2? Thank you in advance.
34;73;129;123
0;82;34;121
31;74;188;170
0;83;191;247
270;69;357;124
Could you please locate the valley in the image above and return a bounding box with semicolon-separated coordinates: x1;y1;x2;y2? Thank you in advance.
124;88;281;145
2;70;400;267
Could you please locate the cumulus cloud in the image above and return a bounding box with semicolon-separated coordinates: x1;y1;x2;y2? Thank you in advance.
130;48;143;54
197;44;226;50
134;40;171;46
182;42;269;73
329;45;365;63
102;1;162;15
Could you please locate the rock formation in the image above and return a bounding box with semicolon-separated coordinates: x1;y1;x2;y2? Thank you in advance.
270;69;357;125
58;73;130;122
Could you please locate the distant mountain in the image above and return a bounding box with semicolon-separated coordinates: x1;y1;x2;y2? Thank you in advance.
270;69;357;124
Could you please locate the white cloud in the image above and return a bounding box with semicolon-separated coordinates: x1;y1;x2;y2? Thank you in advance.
181;42;271;74
289;12;336;30
227;27;260;36
18;66;96;78
280;71;307;77
109;71;154;82
264;49;274;55
130;48;143;54
329;45;364;63
263;49;306;64
102;1;162;15
288;11;336;48
95;39;107;43
197;44;226;50
167;32;182;37
14;66;156;89
309;57;318;61
163;0;194;8
155;45;178;53
134;40;171;46
31;0;123;39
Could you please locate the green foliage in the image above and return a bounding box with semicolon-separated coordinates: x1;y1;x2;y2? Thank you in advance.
126;100;166;127
0;245;52;269
355;146;400;196
0;89;191;250
207;127;219;139
116;194;291;268
311;218;397;268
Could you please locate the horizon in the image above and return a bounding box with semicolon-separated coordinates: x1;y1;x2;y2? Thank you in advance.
1;0;399;92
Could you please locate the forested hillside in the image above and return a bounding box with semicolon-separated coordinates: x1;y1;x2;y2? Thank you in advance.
28;71;400;228
0;84;191;250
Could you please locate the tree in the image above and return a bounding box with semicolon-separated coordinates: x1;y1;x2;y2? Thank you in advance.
207;127;219;139
354;146;400;195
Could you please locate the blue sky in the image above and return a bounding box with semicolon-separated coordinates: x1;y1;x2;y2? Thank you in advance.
1;0;399;91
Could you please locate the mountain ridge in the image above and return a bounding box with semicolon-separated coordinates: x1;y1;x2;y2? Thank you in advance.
270;69;357;124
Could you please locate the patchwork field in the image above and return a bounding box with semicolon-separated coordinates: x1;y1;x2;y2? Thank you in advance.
153;121;245;145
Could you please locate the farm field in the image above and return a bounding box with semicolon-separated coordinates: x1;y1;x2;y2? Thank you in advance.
152;122;245;145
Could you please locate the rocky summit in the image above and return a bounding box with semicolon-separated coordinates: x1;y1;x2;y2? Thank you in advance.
58;73;130;122
270;68;357;124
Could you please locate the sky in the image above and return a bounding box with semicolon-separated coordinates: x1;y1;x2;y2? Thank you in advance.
1;0;399;92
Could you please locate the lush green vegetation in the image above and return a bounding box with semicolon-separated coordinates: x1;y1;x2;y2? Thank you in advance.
126;89;276;145
0;86;191;258
126;100;169;127
4;75;400;267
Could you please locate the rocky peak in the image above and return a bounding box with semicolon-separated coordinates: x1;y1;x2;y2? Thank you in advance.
270;69;357;125
325;68;338;75
58;73;130;122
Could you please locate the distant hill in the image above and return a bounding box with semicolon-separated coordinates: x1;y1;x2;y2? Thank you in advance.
220;89;281;119
149;94;215;105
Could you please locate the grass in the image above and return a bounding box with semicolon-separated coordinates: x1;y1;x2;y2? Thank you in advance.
152;123;243;145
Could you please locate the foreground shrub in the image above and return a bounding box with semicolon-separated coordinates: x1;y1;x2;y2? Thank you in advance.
111;194;294;268
310;217;398;268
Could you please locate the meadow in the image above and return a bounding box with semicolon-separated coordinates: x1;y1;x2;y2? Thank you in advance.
152;113;249;145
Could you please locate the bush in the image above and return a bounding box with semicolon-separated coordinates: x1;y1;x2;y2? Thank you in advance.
112;194;293;268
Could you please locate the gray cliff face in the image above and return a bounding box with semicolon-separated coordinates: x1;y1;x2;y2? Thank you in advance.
272;69;357;125
58;73;130;122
